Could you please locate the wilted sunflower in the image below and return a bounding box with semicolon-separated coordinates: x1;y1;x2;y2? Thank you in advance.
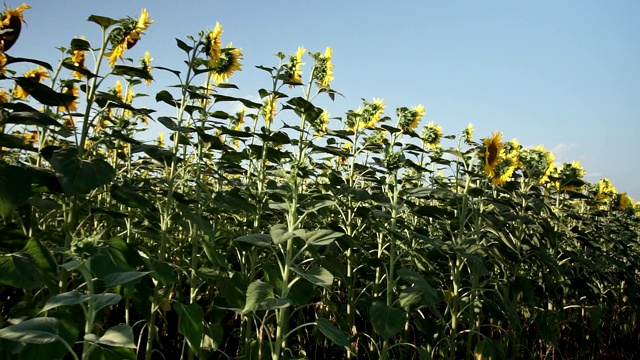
205;22;223;65
482;132;503;178
71;36;87;80
0;3;30;52
107;8;153;67
13;65;49;99
210;44;243;83
312;47;333;87
398;104;425;133
421;121;443;148
285;47;305;86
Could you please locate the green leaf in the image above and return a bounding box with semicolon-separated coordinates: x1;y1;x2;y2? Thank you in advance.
23;237;59;290
70;38;91;51
235;234;272;247
14;77;76;106
48;147;116;197
102;271;150;287
0;317;61;344
92;293;123;313
87;15;119;29
7;110;63;127
85;324;136;348
212;94;262;109
157;116;195;133
174;302;204;355
293;267;334;288
42;291;89;312
316;318;353;351
110;184;155;210
112;65;153;81
0;165;32;217
370;302;405;340
177;203;216;239
175;38;193;53
4;54;53;71
242;280;289;314
297;229;343;246
0;253;48;289
0;133;36;151
270;224;294;245
62;59;97;79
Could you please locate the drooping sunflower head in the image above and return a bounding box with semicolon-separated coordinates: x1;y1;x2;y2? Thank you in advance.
615;192;634;212
555;161;585;191
210;44;243;83
1;3;30;52
421;121;443;148
204;22;223;65
284;46;305;86
312;47;334;87
107;8;152;67
398;104;425;133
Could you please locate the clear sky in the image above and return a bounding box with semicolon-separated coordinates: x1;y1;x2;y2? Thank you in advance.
7;1;640;199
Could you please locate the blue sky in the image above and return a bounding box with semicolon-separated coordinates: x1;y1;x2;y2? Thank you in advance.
8;1;640;198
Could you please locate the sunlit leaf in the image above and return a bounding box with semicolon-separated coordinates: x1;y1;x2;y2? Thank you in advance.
174;302;204;355
0;317;61;344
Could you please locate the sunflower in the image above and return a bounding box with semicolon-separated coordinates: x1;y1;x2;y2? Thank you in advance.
616;192;634;211
124;87;134;117
13;66;49;99
210;44;243;83
0;52;5;74
595;178;617;205
107;8;153;67
205;22;223;65
233;107;245;131
284;46;305;86
555;161;585;191
0;89;8;103
58;83;78;112
22;131;37;146
157;132;165;147
345;107;363;132
0;3;30;52
70;36;87;79
461;123;473;142
312;47;333;87
421;121;443;148
262;95;277;125
399;104;425;133
491;154;518;186
141;51;153;85
311;108;329;136
482;132;503;178
362;98;385;128
518;145;555;184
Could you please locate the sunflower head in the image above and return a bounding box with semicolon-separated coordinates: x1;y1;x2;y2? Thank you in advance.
210;44;243;83
482;132;503;177
312;47;333;87
463;123;474;142
518;145;555;184
140;51;153;85
232;107;245;131
107;8;152;67
555;161;585;191
284;46;305;86
1;3;30;52
204;22;224;65
58;81;78;112
491;154;518;186
310;108;329;136
421;122;443;148
615;192;634;212
398;104;425;133
361;98;385;128
13;65;49;99
262;95;277;125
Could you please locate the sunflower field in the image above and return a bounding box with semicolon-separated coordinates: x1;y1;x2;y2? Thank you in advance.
1;6;640;360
